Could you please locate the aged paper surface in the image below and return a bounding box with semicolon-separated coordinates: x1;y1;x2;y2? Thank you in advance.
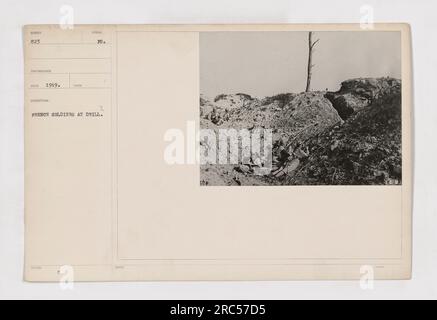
24;24;412;281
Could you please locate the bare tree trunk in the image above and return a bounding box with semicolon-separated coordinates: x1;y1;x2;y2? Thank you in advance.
305;32;319;92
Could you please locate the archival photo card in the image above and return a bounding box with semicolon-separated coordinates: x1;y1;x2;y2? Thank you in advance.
24;24;412;281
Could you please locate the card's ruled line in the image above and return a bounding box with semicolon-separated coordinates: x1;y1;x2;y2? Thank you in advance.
28;57;111;60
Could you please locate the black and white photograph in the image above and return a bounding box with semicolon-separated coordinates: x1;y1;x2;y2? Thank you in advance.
200;31;402;186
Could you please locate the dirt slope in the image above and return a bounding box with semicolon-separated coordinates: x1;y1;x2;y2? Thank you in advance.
200;77;402;186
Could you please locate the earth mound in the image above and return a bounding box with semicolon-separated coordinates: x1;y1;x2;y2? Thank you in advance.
326;77;401;120
200;77;402;186
288;81;402;185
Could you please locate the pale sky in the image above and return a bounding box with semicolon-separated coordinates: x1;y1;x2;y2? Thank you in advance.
200;31;401;98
